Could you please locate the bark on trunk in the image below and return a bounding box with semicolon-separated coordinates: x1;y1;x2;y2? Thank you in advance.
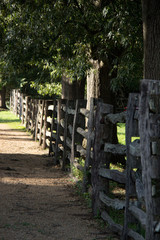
0;87;6;108
86;59;100;109
99;61;115;105
87;59;125;166
142;0;160;79
62;74;85;100
87;59;115;106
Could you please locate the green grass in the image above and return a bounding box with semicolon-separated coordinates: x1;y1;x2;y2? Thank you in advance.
0;110;26;131
117;123;125;145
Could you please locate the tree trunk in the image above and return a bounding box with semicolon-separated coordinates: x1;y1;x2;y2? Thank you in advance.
0;87;6;108
86;59;100;109
87;59;115;106
99;61;115;106
62;74;85;100
142;0;160;79
87;59;125;166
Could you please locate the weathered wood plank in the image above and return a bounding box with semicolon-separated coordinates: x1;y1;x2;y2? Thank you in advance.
70;100;79;174
152;197;160;215
76;144;86;157
135;178;144;202
46;138;50;147
139;80;154;240
122;93;140;240
99;191;125;210
76;127;88;139
48;105;54;111
54;99;62;165
42;100;48;149
127;229;145;240
129;139;140;157
92;102;113;215
129;205;146;229
104;143;126;155
102;211;144;240
150;156;160;179
60;119;65;128
62;100;69;170
62;105;75;115
39;100;45;146
99;168;126;184
49;100;57;157
47;117;52;124
79;108;90;118
59;135;64;142
68;124;73;135
25;96;29;129
155;222;160;233
66;137;72;149
101;210;123;235
104;111;126;124
67;107;75;115
46;130;51;137
149;114;160;138
83;97;95;193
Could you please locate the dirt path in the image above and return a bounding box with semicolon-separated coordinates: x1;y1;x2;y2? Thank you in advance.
0;123;119;240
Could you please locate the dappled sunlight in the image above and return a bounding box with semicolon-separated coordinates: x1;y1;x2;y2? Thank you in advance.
0;176;70;187
112;187;125;196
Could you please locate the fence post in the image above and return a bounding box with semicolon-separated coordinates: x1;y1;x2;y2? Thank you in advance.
35;100;39;141
54;99;62;165
122;93;140;239
15;90;18;115
39;100;45;146
10;90;12;110
82;97;95;192
139;80;160;240
25;96;29;128
61;100;69;170
91;101;113;216
70;99;79;174
42;100;48;149
49;100;57;156
32;99;38;137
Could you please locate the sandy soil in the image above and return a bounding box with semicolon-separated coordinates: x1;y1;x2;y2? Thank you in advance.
0;123;119;240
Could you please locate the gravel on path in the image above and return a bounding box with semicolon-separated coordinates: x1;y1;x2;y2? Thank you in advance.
0;123;119;240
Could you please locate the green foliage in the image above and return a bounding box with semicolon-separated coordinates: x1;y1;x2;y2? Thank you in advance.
71;157;85;181
30;82;62;97
0;0;143;98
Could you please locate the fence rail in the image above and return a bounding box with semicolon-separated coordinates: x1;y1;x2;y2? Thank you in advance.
10;83;160;240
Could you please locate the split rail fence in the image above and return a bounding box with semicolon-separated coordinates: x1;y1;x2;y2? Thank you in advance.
10;81;160;240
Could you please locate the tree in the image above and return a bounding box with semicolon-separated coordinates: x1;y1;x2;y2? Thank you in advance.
142;0;160;79
1;0;143;105
0;87;6;108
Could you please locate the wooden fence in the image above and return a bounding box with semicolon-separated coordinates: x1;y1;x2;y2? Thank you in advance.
10;83;160;240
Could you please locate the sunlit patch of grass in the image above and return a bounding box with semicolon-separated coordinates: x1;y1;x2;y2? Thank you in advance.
117;123;125;145
0;110;25;131
110;163;124;172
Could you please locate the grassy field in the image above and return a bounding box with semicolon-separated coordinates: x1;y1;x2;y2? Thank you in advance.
0;109;25;131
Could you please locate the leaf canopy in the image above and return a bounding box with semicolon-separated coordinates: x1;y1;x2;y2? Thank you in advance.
0;0;143;97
